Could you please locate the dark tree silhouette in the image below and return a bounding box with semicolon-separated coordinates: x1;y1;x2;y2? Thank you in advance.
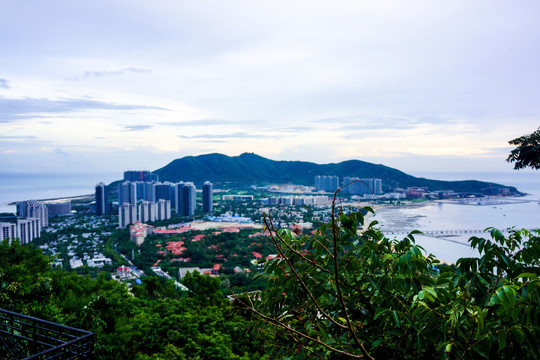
507;128;540;170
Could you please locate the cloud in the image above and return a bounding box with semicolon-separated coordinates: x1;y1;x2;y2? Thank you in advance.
0;79;10;89
54;147;72;157
123;124;153;131
315;114;421;131
84;67;152;78
0;135;37;140
280;126;312;132
162;119;245;126
177;132;268;139
0;96;169;122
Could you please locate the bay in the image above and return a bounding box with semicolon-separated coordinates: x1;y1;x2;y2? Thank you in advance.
373;171;540;262
0;172;119;214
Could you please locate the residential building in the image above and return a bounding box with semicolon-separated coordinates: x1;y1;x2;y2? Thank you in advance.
221;195;254;201
16;201;48;227
182;183;196;217
123;170;158;182
202;181;213;213
118;181;137;205
46;202;72;217
138;201;156;223
95;182;108;215
315;175;340;192
156;199;171;221
119;203;137;228
175;182;185;214
0;222;17;243
17;218;40;245
343;178;383;195
156;182;176;209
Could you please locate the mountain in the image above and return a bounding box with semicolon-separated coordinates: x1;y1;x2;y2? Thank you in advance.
153;153;519;194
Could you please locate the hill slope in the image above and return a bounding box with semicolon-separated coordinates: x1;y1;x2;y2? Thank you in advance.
153;153;519;193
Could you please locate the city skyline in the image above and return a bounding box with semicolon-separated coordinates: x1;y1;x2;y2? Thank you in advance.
1;1;539;175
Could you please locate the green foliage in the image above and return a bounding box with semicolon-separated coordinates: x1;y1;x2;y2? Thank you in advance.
235;207;540;359
507;127;540;170
0;239;52;313
0;240;266;360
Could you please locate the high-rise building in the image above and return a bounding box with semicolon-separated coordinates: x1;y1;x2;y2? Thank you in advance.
0;222;17;243
119;203;137;228
138;201;156;223
155;182;172;201
134;181;158;202
46;202;71;217
17;218;40;245
168;184;177;209
16;201;48;227
95;182;108;216
314;175;340;192
202;181;213;213
156;199;171;221
135;181;145;201
123;170;159;182
175;182;185;214
182;182;196;217
118;181;137;205
343;178;383;195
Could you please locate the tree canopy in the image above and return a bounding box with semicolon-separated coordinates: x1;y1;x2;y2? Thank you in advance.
0;240;267;360
234;204;540;359
507;128;540;170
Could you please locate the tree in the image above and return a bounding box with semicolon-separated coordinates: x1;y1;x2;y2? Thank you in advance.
507;128;540;170
232;195;540;359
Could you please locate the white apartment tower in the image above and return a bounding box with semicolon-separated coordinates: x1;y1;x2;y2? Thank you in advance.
156;199;171;221
119;203;137;228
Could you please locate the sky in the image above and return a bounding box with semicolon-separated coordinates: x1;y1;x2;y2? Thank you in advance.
1;0;539;176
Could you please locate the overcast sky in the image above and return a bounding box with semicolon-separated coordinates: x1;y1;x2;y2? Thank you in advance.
1;0;539;176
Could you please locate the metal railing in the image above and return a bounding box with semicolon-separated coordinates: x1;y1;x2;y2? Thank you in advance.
0;309;94;360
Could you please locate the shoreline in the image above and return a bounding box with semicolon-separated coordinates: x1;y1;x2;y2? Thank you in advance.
8;194;93;205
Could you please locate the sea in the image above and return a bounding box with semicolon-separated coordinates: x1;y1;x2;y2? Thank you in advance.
0;172;119;213
0;171;538;263
373;171;540;263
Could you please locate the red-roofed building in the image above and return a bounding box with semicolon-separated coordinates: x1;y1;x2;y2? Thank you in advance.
117;265;131;279
193;234;205;242
130;222;154;246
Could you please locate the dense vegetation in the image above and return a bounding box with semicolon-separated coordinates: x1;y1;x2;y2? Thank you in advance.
2;200;538;358
235;206;540;359
0;240;267;359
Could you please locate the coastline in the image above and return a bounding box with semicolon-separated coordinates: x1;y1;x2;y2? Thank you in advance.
8;194;93;205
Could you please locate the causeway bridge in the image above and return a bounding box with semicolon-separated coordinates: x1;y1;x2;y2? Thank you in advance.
386;228;537;237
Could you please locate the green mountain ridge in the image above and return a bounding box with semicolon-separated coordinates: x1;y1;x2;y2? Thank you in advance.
153;152;519;194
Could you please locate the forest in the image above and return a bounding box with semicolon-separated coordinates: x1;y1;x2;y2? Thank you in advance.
2;203;539;359
0;238;268;359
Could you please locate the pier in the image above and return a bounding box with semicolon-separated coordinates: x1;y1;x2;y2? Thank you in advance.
386;228;537;237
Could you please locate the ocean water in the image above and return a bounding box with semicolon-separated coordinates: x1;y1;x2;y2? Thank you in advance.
0;172;119;213
372;171;540;262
